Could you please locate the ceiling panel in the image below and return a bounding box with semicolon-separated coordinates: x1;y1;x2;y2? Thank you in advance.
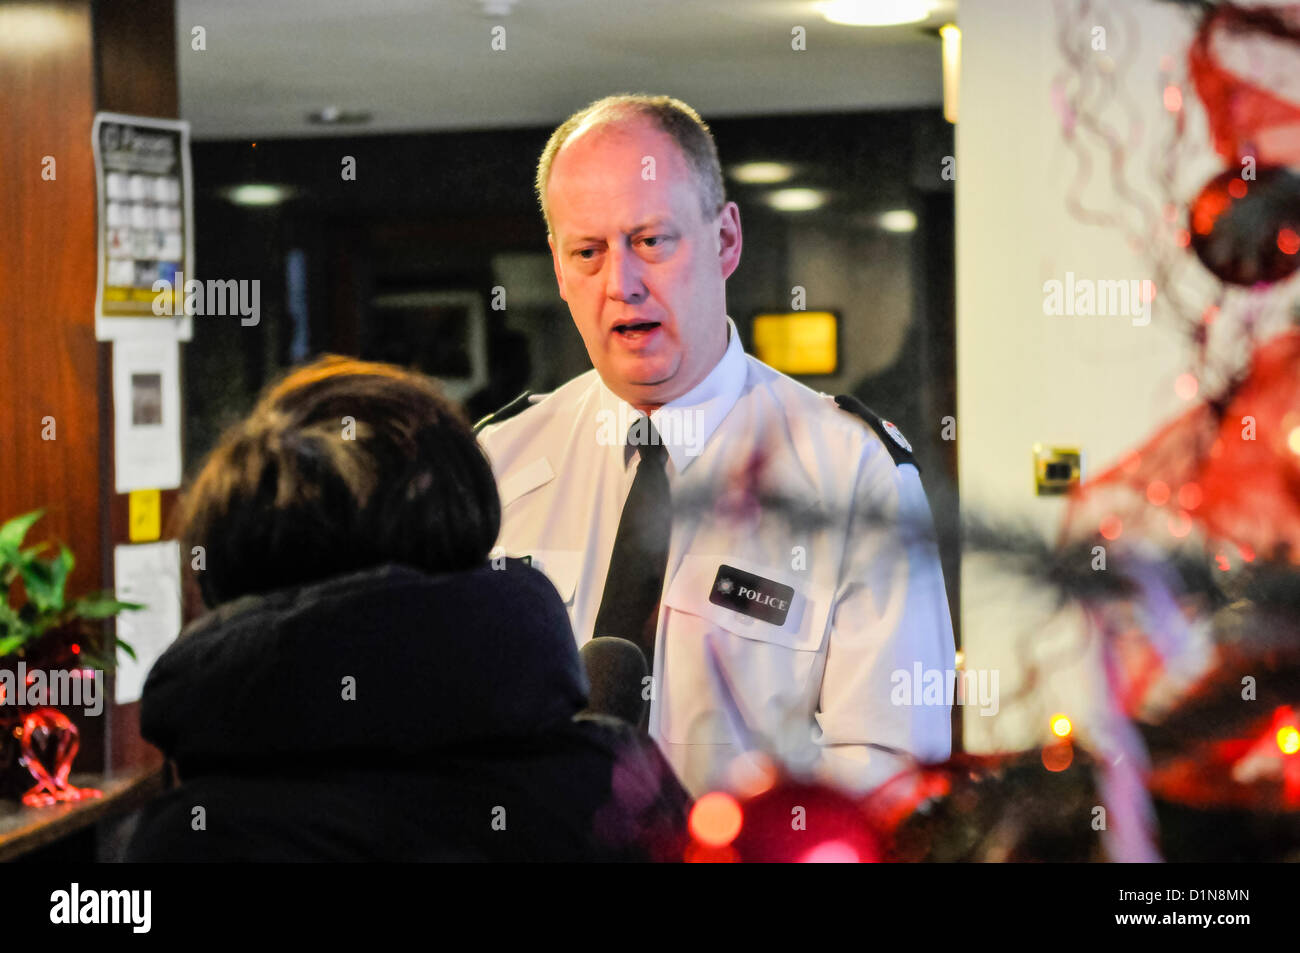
176;0;955;139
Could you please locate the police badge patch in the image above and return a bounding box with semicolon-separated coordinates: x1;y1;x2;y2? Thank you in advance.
709;565;794;626
882;419;912;452
830;393;920;471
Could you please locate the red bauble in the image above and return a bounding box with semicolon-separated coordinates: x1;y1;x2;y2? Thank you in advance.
1188;166;1300;286
729;779;885;863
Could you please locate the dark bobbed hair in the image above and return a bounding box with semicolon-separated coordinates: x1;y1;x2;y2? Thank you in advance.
180;356;501;607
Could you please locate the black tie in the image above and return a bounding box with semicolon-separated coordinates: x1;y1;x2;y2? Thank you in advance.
592;419;671;677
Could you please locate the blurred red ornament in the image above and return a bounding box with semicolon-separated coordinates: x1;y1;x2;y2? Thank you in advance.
1188;4;1300;168
1151;706;1300;810
860;763;954;835
1185;6;1300;285
690;773;885;863
683;842;739;864
18;709;101;808
688;791;743;848
732;778;883;863
1187;166;1300;286
1042;740;1075;773
1066;330;1300;563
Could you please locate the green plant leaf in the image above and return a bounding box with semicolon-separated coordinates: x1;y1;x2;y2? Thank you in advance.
54;543;74;590
19;541;52;561
19;556;61;615
70;594;144;619
75;650;110;670
0;542;22;585
0;632;30;657
74;633;136;670
0;509;43;551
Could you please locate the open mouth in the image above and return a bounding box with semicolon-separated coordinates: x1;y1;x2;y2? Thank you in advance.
613;321;662;338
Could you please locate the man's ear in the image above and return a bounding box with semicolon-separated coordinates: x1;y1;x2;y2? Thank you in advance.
548;234;568;303
716;201;743;281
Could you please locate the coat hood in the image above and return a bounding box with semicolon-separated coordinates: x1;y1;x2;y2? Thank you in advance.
140;561;588;772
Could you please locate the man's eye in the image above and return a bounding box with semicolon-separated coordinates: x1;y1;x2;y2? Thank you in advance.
575;248;598;260
641;236;670;248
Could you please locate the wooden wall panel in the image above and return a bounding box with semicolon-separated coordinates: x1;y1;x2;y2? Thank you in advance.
0;1;102;605
92;0;179;119
0;0;179;776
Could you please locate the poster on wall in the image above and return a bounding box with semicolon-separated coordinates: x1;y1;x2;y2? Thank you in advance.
113;540;182;705
112;338;183;493
92;112;194;341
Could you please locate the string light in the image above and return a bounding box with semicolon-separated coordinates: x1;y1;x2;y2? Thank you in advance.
1146;481;1171;506
1279;726;1300;756
1177;483;1203;510
799;840;861;863
688;792;743;847
1042;742;1074;772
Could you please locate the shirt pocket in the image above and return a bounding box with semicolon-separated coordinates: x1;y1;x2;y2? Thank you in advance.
657;553;835;745
527;548;583;607
498;456;555;508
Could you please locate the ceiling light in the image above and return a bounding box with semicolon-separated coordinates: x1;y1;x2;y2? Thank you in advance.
941;23;961;123
819;1;936;27
765;188;828;212
878;209;917;232
731;162;796;184
307;106;373;125
223;184;293;207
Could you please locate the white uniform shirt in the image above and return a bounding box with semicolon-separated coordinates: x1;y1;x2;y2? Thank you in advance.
478;317;955;796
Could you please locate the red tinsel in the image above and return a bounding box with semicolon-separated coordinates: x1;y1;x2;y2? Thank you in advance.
1065;329;1300;563
1189;3;1300;166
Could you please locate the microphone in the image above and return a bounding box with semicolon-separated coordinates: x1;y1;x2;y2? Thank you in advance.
578;637;649;727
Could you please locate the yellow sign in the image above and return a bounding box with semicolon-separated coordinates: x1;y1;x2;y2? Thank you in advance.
752;311;838;375
128;489;161;542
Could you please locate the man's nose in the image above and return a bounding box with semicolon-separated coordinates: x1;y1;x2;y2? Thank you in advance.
605;244;646;303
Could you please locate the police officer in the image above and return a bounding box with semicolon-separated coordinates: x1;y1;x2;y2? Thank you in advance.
477;94;954;797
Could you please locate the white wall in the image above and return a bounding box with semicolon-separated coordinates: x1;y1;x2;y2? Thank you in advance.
955;0;1225;752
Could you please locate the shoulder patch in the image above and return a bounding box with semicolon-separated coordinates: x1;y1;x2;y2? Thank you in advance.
831;394;919;471
473;390;535;434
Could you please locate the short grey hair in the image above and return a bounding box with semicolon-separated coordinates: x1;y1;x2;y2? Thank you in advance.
535;93;727;235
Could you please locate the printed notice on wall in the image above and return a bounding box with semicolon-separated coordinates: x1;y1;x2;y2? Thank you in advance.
113;541;183;705
93;112;194;341
112;338;182;492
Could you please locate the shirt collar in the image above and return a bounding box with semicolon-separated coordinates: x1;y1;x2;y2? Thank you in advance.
601;316;747;474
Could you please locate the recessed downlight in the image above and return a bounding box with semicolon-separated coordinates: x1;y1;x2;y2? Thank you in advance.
765;188;828;212
731;162;796;184
878;209;918;232
307;106;373;126
819;0;935;27
223;184;294;207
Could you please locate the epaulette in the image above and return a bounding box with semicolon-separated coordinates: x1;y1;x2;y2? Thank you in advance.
473;391;537;434
831;393;919;471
